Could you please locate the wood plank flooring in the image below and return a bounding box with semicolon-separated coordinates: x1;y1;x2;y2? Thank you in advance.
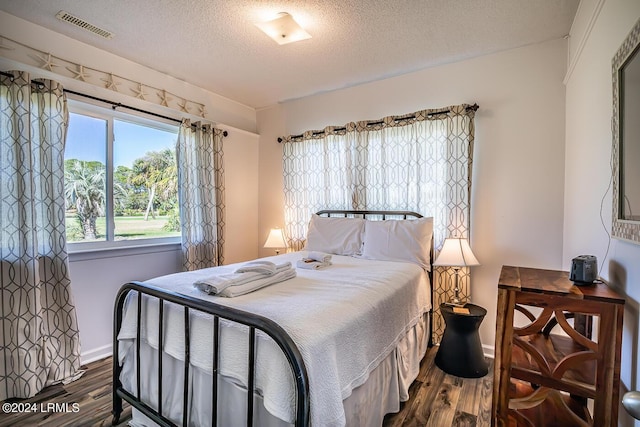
383;348;493;427
0;346;492;427
0;357;131;427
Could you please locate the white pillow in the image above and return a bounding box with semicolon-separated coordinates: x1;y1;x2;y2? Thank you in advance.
361;217;433;270
305;214;365;256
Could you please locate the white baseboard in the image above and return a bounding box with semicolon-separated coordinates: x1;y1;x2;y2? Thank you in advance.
483;343;495;359
81;344;112;365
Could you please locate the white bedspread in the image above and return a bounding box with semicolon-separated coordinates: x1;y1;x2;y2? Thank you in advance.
118;252;431;427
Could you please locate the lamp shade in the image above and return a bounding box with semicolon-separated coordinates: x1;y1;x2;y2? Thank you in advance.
264;228;287;249
255;12;311;45
433;238;479;267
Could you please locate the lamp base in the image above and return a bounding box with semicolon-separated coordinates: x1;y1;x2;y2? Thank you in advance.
445;267;467;307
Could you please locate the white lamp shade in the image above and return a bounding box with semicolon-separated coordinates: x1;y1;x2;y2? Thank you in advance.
255;12;311;45
433;238;479;267
264;228;287;249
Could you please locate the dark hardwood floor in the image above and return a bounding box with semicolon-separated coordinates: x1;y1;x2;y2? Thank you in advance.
0;357;131;427
383;348;493;427
0;347;492;427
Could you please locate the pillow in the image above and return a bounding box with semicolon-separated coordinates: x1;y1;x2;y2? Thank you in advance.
361;217;433;271
304;214;365;256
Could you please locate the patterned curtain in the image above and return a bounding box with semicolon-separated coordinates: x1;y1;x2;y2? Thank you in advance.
282;124;360;249
176;120;225;270
281;104;477;343
0;71;82;400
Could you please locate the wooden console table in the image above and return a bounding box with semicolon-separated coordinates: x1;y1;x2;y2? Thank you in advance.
492;265;625;427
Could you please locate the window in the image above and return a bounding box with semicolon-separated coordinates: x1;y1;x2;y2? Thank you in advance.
64;100;180;250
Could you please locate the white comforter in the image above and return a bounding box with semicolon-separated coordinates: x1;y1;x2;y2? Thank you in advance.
118;252;431;427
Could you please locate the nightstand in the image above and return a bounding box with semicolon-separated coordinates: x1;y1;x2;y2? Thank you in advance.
435;302;488;378
492;265;625;426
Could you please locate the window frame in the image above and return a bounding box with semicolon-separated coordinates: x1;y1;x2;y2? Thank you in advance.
66;98;181;254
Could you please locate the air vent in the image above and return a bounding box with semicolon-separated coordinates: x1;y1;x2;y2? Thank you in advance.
55;10;114;39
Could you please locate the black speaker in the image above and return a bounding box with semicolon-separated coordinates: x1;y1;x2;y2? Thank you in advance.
570;255;597;284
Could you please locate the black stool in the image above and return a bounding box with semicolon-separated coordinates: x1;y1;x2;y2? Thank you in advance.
435;302;488;378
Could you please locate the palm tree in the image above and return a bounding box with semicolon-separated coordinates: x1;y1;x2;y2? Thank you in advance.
64;159;106;240
131;149;177;220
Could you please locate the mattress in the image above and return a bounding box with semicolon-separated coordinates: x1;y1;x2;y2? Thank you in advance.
117;252;431;426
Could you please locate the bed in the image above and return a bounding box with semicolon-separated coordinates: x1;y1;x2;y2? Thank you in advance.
112;210;433;427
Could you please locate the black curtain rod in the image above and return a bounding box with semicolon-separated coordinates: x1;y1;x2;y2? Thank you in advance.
0;71;227;137
278;103;479;143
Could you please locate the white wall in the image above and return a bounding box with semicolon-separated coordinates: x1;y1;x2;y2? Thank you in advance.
257;105;287;258
564;0;640;425
257;38;569;352
0;11;261;363
69;246;182;363
224;129;260;263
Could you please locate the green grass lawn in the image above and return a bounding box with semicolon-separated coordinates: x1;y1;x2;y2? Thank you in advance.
66;215;180;242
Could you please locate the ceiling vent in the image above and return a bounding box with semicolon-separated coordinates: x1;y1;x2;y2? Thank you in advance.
55;10;114;39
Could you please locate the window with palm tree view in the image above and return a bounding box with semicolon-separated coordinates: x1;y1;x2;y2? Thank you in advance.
64;102;180;246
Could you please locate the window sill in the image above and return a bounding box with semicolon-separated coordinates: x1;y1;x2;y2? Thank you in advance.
68;240;181;262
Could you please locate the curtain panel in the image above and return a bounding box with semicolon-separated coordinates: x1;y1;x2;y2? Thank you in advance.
281;104;477;343
0;70;82;400
176;120;225;271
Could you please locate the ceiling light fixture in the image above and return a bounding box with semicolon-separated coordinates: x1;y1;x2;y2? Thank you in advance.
255;12;311;45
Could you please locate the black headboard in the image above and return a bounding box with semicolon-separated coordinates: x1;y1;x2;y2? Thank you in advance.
315;210;423;220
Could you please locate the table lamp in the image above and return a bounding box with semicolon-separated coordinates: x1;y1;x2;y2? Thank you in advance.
433;237;480;306
264;228;287;255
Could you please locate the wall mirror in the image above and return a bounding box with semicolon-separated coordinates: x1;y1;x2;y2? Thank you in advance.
612;17;640;244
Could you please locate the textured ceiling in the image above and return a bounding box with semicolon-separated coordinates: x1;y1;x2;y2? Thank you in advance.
0;0;579;109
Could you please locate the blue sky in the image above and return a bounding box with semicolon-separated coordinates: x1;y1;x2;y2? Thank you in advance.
65;113;178;167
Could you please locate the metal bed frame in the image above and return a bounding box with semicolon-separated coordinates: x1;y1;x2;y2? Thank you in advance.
112;210;429;427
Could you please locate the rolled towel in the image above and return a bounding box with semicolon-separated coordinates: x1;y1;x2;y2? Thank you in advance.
235;260;276;275
296;259;331;270
306;251;332;263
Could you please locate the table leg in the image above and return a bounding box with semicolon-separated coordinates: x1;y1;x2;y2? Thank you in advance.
492;288;515;427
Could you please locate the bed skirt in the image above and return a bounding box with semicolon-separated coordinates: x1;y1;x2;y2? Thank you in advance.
120;313;429;427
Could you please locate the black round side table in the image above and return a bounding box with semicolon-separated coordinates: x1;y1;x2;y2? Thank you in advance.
435;302;488;378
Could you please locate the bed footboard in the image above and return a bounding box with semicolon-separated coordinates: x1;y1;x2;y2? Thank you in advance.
112;281;310;427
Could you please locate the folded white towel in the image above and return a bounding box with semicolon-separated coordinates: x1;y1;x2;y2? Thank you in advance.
218;268;297;297
193;271;265;294
274;262;292;272
306;251;332;263
194;262;293;295
296;259;332;270
235;260;276;275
